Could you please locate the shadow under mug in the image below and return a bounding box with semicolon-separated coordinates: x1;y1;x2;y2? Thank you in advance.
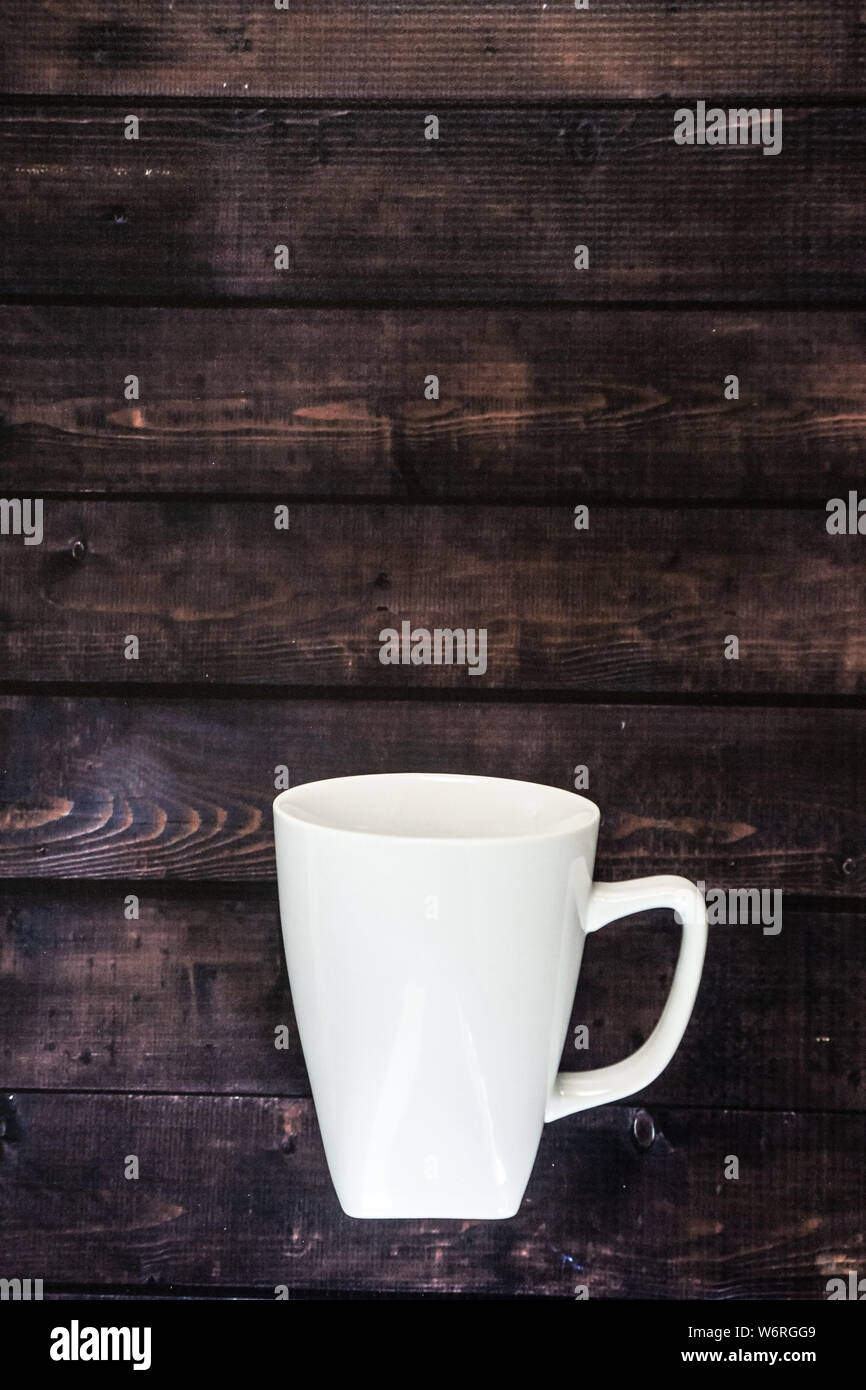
273;772;707;1219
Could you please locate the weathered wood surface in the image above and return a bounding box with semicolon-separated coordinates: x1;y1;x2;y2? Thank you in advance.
2;307;864;501
1;1;862;100
0;501;863;690
1;886;863;1112
2;107;863;303
1;1;862;1307
0;698;862;892
0;1092;861;1296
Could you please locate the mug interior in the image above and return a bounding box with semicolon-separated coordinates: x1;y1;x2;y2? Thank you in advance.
274;772;598;840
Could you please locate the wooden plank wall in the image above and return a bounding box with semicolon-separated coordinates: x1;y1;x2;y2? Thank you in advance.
0;2;864;1299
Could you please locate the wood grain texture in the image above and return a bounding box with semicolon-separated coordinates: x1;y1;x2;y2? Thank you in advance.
0;500;864;691
2;885;864;1112
2;0;861;1311
0;1091;861;1296
2;106;863;303
2;307;864;501
0;697;862;892
1;1;862;99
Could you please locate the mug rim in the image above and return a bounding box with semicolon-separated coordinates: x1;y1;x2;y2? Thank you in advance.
273;771;600;844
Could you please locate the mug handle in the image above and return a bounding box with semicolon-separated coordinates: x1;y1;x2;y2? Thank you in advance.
545;875;707;1122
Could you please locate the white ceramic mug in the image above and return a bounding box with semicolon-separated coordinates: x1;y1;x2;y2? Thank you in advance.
273;772;707;1219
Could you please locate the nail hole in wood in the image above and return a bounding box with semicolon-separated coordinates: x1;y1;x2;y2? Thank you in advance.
632;1109;656;1151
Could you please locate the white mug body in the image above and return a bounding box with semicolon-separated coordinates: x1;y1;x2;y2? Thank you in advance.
274;773;599;1219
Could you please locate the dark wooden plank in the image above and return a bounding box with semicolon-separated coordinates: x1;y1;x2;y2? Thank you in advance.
1;106;862;303
0;698;862;893
0;887;298;1095
0;1092;861;1296
1;2;861;99
0;501;863;691
2;885;863;1112
2;307;864;501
